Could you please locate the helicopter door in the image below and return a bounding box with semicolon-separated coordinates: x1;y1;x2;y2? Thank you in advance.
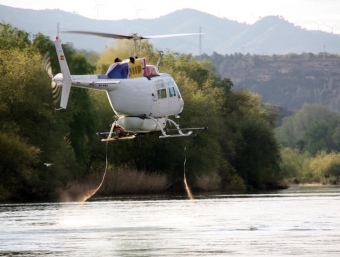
154;79;169;114
166;77;182;114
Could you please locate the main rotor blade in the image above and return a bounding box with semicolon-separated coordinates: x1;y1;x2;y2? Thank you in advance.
63;31;201;40
142;33;201;39
63;30;134;39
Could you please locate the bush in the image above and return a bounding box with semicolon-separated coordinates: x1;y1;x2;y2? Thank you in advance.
280;148;340;185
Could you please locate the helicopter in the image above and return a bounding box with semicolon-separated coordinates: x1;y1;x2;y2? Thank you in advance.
50;31;206;141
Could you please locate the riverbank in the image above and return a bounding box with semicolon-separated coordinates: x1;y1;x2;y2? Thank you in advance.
56;169;290;202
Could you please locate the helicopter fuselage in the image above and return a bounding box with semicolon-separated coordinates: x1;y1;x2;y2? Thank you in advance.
54;72;184;118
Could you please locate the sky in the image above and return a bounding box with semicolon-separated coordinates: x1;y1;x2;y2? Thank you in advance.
0;0;340;34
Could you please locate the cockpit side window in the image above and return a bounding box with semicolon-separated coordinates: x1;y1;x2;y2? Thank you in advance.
169;87;176;97
173;81;182;99
166;79;177;97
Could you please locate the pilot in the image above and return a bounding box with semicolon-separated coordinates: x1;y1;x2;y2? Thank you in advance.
114;57;122;63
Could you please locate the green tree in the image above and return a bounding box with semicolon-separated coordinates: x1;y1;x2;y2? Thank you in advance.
221;90;282;189
275;104;336;148
0;23;31;50
0;24;93;201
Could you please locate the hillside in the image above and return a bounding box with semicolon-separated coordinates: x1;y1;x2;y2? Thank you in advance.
1;5;340;55
201;52;340;112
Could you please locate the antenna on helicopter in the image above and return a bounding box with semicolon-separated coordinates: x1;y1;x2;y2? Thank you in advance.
155;51;163;70
57;23;60;41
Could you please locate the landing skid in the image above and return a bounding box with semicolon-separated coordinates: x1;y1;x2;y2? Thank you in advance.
147;116;193;138
98;118;207;142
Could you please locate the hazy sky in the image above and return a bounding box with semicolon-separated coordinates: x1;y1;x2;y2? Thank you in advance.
0;0;339;33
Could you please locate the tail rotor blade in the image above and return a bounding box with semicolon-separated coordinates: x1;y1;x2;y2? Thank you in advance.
42;52;53;78
43;52;62;105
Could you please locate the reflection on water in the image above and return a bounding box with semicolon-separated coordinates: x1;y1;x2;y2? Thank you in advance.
1;186;340;256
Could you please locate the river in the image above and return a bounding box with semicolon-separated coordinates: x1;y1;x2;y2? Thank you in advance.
1;186;339;256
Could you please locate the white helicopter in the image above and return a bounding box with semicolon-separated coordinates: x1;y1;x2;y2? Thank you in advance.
50;31;205;141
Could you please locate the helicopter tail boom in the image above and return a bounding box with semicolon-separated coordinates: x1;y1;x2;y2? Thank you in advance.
54;38;72;109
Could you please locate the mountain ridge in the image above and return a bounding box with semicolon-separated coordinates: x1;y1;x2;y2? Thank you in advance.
1;4;340;55
201;51;340;113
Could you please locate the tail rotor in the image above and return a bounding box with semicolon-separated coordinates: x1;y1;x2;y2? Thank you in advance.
42;52;62;105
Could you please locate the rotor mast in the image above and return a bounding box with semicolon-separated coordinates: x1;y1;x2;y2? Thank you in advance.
130;33;141;56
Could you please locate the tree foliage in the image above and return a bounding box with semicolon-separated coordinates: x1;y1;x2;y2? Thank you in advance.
280;148;340;185
0;23;95;201
276;104;340;154
276;103;340;184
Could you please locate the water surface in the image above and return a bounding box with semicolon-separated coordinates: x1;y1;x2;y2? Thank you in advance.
1;186;339;256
